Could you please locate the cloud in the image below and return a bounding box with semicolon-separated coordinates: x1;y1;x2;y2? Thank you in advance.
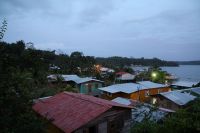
0;0;200;60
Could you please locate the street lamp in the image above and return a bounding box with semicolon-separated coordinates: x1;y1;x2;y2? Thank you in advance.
151;72;157;78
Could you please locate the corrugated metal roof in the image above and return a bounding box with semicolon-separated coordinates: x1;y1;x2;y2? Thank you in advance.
98;83;147;94
172;81;198;87
191;87;200;95
160;91;196;105
116;72;128;75
52;74;103;84
138;81;167;88
62;74;80;82
75;77;103;84
117;73;135;80
112;97;132;105
33;92;131;133
112;97;175;113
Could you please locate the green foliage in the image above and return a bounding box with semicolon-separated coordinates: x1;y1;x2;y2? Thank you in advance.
0;19;7;41
150;70;166;83
135;67;167;84
131;120;159;133
0;41;92;132
131;98;200;133
0;41;48;132
96;57;178;68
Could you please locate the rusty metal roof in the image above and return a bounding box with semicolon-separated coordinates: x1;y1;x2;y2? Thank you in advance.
33;92;131;133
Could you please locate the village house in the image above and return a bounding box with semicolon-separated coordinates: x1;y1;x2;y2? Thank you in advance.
99;81;171;102
189;87;200;96
115;72;135;83
171;81;198;90
33;92;132;133
47;74;104;97
99;67;115;78
151;90;196;111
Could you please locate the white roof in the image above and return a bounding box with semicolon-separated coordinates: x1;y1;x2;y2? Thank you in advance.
48;74;103;84
112;97;132;105
172;81;198;87
98;83;147;94
191;87;200;95
62;75;80;82
138;81;167;88
100;67;109;71
75;77;103;84
118;73;135;80
160;91;196;106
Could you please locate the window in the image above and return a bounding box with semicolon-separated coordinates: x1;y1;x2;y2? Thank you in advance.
145;90;150;97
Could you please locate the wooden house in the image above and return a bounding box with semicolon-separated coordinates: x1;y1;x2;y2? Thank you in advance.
151;90;196;111
33;92;132;133
48;74;104;97
98;81;171;103
115;72;135;83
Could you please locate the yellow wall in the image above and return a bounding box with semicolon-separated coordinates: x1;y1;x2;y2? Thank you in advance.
102;87;171;102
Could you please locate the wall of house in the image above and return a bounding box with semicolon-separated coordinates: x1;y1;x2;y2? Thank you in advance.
130;87;171;102
79;81;103;96
155;95;180;111
74;108;132;133
46;124;64;133
158;87;171;93
101;87;171;102
101;92;131;100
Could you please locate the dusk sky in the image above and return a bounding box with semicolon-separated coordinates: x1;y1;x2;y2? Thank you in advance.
0;0;200;61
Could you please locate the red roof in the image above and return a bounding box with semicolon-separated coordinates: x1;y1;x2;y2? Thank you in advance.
116;71;128;75
33;92;131;133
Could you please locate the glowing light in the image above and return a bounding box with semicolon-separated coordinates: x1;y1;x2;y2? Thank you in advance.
152;72;157;78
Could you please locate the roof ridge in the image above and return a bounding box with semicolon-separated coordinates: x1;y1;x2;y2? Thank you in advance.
63;92;113;108
63;92;131;108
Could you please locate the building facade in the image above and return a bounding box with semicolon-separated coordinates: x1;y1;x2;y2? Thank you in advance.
99;81;171;103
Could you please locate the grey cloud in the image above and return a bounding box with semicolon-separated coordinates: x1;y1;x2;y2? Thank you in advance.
1;0;200;61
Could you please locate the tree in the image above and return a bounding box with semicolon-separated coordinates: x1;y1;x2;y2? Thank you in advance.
0;19;7;41
131;98;200;133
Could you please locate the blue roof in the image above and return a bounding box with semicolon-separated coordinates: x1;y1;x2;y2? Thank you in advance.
98;83;147;94
112;97;132;105
172;81;198;87
138;81;167;88
191;87;200;95
62;75;103;84
160;91;196;105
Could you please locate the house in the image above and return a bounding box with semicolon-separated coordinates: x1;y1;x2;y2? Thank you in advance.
100;67;115;74
171;81;198;89
176;87;200;97
190;87;200;96
33;92;132;133
112;97;174;123
151;90;196;111
137;81;171;97
99;81;171;102
48;74;104;97
115;72;135;83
